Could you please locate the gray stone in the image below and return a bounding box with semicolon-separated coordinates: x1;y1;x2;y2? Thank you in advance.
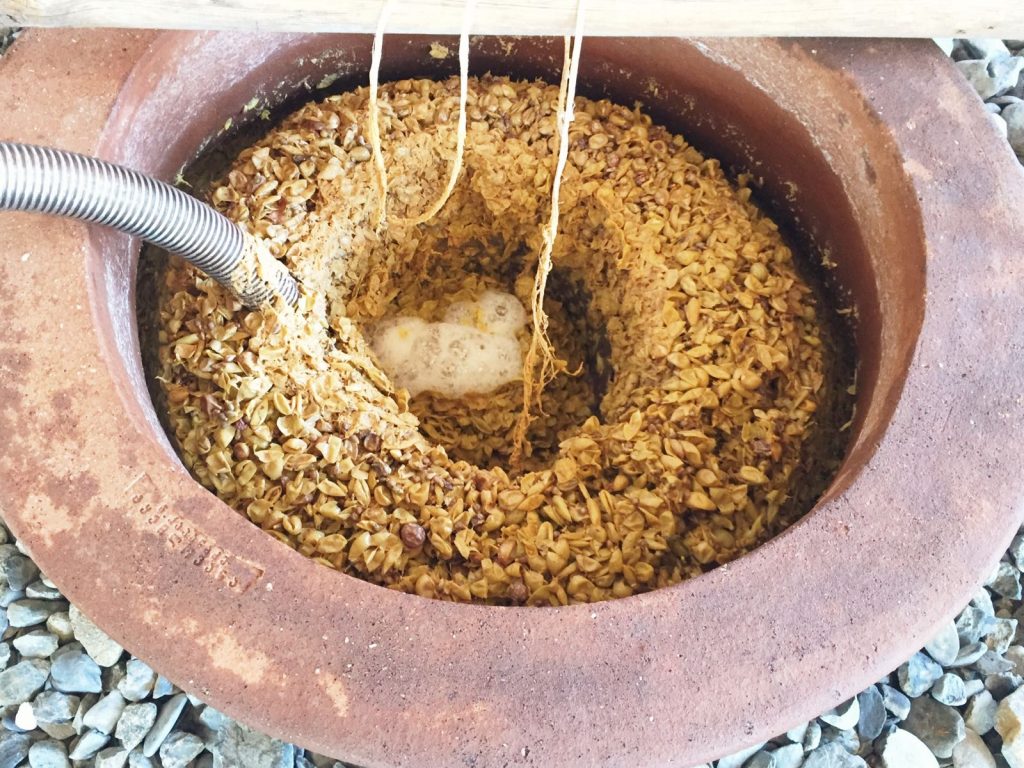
786;722;809;744
957;60;1002;101
926;621;962;666
27;739;70;768
986;619;1019;655
141;693;187;757
2;555;39;592
985;102;1004;114
14;700;36;730
960;609;999;645
94;747;129;768
207;719;296;768
933;674;969;706
0;644;9;671
115;703;157;752
882;684;912;720
772;744;806;768
117;660;156;702
905;695;966;758
900;653;945;698
0;732;30;768
68;729;109;760
996;686;1024;767
127;753;156;768
31;692;78;729
25;581;61;601
746;751;776;768
988;56;1024;98
72;693;97;735
973;588;995;615
151;675;175;699
953;728;997;768
0;587;25;609
7;599;61;628
159;732;205;768
717;743;766;768
37;721;75;741
44;613;73;643
0;659;49;706
12;630;58;658
1005;646;1024;675
801;742;866;768
804;721;822;752
82;691;125;734
953;643;991;668
197;705;229;733
31;691;79;724
986;673;1024;699
965;679;987;698
963;39;1012;61
1;712;27;734
50;650;101;693
879;729;939;767
69;606;123;667
857;685;887;741
819;726;858;754
821;699;860;731
977;652;1015;676
1011;535;1024;571
1004;103;1024;157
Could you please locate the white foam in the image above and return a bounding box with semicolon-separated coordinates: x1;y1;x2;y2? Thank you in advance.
368;291;528;397
444;289;528;337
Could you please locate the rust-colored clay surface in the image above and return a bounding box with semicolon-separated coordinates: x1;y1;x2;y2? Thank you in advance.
1;33;1023;768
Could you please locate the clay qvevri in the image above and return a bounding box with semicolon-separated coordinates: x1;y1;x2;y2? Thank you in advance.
1;32;1023;768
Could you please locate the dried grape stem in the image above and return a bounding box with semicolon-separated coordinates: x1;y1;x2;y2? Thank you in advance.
511;1;586;465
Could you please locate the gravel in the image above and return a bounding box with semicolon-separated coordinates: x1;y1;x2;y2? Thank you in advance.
49;648;102;694
856;685;886;740
952;38;1024;163
901;652;945;697
0;32;1022;768
879;729;938;767
118;660;156;703
905;695;966;758
27;739;70;768
69;606;124;668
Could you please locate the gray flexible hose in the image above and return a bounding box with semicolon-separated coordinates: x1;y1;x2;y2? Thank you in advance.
0;141;299;308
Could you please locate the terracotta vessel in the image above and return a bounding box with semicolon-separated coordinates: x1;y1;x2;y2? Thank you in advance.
1;32;1023;768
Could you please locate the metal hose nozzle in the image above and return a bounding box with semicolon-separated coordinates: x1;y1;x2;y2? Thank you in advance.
0;141;299;308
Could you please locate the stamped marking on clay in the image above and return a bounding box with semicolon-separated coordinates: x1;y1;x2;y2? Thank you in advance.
126;474;263;594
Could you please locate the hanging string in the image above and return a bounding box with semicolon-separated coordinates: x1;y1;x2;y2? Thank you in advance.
399;0;476;227
367;0;393;233
511;0;586;465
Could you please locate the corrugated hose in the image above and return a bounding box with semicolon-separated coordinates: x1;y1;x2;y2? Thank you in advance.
0;141;299;308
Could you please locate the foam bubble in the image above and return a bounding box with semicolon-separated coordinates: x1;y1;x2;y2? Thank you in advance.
444;289;528;337
369;291;527;397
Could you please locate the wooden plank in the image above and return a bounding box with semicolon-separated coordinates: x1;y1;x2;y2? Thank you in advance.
2;0;1024;37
